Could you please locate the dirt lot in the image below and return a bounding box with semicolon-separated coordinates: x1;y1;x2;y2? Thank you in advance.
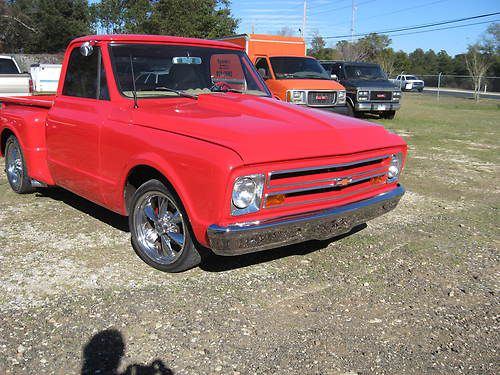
0;93;498;374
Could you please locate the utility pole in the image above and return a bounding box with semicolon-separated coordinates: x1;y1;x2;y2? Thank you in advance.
350;0;356;43
302;0;307;38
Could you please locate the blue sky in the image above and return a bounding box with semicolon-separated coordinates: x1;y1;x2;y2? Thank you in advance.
231;0;500;56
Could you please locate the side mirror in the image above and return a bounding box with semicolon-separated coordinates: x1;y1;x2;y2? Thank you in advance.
80;42;94;57
330;74;338;81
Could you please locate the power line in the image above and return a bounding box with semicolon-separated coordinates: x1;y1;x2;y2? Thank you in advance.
307;0;452;29
386;19;499;38
308;0;376;16
304;19;498;40
357;0;450;23
307;0;351;11
318;11;500;39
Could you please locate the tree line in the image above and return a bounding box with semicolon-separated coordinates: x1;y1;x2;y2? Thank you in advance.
0;0;238;53
308;25;499;78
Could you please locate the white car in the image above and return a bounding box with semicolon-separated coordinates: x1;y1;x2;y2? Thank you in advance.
391;75;425;92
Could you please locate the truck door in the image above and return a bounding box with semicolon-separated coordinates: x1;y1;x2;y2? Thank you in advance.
255;56;283;99
46;44;111;204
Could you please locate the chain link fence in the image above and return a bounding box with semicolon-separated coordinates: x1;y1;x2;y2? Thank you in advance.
417;74;500;94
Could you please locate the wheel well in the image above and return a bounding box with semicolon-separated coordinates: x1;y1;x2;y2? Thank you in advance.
1;129;14;156
124;165;176;215
346;96;355;107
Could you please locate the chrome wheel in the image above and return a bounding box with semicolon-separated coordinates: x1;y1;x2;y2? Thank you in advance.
6;141;23;190
134;191;186;265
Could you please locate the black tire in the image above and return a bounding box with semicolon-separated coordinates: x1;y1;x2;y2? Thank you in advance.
129;179;201;272
4;135;34;194
381;111;396;120
418;88;423;92
346;101;361;117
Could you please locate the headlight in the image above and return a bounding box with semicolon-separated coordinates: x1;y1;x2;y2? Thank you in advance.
357;90;369;101
337;90;346;104
387;153;403;182
392;91;401;101
231;174;265;215
287;90;306;104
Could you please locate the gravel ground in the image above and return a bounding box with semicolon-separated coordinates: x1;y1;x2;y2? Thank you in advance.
0;94;498;374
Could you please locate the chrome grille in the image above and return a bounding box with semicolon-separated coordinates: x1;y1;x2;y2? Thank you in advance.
307;91;336;106
370;91;392;101
265;155;391;209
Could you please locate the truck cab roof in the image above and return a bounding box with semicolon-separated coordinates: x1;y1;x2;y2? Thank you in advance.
71;34;242;51
321;60;381;67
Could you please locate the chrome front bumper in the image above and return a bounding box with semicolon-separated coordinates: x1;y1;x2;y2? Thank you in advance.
355;102;401;111
207;185;405;255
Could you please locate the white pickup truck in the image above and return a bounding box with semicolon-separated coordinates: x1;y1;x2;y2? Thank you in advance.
0;56;31;96
390;74;425;92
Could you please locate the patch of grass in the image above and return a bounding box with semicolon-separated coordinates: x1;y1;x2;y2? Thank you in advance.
371;94;499;203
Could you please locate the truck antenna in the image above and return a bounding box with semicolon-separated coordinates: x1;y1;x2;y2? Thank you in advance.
129;54;139;109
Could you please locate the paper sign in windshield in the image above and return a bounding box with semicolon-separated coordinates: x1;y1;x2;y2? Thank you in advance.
210;54;245;90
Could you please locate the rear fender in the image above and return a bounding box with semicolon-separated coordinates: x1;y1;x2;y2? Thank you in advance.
0;105;54;185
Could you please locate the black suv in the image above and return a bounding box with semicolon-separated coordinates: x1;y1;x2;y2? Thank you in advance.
320;61;401;119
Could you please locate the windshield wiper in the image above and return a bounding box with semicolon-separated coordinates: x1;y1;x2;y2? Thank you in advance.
210;84;245;94
220;88;244;94
154;87;198;100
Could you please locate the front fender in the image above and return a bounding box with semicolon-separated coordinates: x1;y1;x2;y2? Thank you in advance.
101;126;243;247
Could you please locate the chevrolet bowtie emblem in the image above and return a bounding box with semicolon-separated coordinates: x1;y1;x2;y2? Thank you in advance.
337;177;352;186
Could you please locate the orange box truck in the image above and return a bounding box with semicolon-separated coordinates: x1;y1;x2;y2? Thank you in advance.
219;34;348;114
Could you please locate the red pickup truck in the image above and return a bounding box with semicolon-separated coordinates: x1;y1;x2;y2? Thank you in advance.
0;35;406;272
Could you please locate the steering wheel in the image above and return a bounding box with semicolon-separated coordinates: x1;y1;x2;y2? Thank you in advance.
211;81;232;92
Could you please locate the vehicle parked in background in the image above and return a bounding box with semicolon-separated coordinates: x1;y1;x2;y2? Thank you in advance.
30;64;62;94
0;56;32;96
219;34;348;115
390;74;425;92
0;34;406;273
321;60;402;119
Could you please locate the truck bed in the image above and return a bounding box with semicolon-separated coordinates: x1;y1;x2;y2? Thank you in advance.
0;94;55;185
0;95;55;108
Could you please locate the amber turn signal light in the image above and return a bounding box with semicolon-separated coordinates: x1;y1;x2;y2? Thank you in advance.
370;175;386;184
266;194;285;206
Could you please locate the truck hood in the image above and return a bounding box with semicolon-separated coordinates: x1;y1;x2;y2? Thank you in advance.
342;79;398;89
130;93;405;165
272;78;345;90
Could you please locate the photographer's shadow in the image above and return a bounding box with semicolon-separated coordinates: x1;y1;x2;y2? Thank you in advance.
81;329;173;375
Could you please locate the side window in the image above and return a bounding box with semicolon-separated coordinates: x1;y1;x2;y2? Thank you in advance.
63;46;110;100
255;58;271;79
332;64;344;79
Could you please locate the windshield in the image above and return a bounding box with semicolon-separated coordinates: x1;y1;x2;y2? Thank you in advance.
0;59;20;74
406;75;418;80
344;65;386;80
109;44;271;98
269;57;330;80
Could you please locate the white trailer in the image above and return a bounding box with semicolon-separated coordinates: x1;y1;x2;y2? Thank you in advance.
30;64;62;94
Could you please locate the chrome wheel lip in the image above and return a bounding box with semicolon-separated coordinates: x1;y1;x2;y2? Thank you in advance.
6;142;23;190
133;191;186;265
